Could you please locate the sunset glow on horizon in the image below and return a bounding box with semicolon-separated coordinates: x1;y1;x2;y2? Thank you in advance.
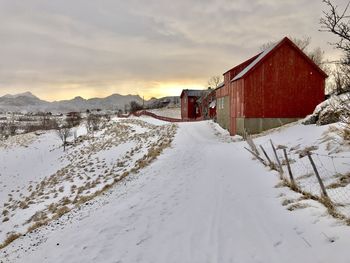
0;0;346;101
0;80;207;101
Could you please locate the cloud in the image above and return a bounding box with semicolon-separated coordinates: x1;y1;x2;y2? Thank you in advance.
0;0;347;99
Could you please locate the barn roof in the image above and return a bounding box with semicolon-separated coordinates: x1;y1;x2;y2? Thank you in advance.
231;37;328;82
216;82;224;89
180;89;208;98
223;53;261;76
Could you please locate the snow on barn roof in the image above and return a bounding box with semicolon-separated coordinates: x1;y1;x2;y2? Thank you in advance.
231;40;281;82
216;82;224;89
209;100;216;108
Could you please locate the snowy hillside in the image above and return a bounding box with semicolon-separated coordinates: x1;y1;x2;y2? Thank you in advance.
1;117;350;262
0;117;176;252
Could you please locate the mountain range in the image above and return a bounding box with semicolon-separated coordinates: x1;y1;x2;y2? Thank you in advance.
0;92;179;113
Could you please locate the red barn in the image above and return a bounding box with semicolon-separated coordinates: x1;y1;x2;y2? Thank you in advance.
180;89;209;120
216;37;327;135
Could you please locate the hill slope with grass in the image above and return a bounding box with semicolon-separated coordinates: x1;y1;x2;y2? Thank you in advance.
1;114;350;262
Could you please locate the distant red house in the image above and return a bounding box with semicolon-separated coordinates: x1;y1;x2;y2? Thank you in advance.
216;37;327;135
181;89;214;120
66;112;80;118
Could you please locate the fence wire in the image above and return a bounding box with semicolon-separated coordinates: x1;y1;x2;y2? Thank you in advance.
249;137;350;220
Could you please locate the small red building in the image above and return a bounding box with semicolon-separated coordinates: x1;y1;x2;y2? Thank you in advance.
180;89;210;120
216;37;327;135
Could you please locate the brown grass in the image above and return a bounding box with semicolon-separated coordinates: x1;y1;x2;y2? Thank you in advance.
327;173;350;189
2;209;9;216
287;203;309;211
54;206;70;219
0;233;21;249
27;220;48;233
19;201;29;209
281;199;295;206
343;126;350;141
0;121;177;250
278;176;347;222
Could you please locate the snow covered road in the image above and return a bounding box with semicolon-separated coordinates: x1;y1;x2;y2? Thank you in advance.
3;120;350;262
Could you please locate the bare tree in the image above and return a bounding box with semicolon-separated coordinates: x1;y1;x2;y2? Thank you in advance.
291;36;311;52
73;129;78;144
321;0;350;94
7;120;17;136
129;101;143;112
66;112;82;128
40;114;58;130
56;127;72;151
260;36;311;52
320;0;350;52
86;114;101;132
329;64;350;94
0;122;7;140
208;75;223;89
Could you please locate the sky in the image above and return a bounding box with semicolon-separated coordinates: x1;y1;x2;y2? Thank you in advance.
0;0;347;101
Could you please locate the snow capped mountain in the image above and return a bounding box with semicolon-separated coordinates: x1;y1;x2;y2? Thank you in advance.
0;92;144;113
0;92;49;111
2;91;39;99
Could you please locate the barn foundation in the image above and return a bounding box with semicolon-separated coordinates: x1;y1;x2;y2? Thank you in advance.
234;118;300;135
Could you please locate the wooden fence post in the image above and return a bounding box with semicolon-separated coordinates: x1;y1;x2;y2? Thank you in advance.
283;148;295;185
244;147;267;166
260;145;274;168
244;129;259;156
306;152;328;197
270;139;283;177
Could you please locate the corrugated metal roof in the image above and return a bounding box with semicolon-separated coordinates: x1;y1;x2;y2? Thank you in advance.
182;89;211;97
232;40;281;82
187;90;205;97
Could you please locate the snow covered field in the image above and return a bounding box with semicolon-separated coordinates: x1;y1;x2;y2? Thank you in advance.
148;107;181;119
1;118;350;262
0;117;176;250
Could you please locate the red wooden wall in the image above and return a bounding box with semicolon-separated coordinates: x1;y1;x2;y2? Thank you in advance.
181;95;187;119
242;42;325;118
217;55;259;99
181;94;198;120
229;79;245;134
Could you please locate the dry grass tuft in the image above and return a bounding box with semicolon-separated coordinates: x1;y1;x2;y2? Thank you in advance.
281;199;295;206
0;233;21;249
19;201;29;209
53;206;70;219
342;125;350;141
287;203;309;211
327;173;350;189
27;220;48;233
